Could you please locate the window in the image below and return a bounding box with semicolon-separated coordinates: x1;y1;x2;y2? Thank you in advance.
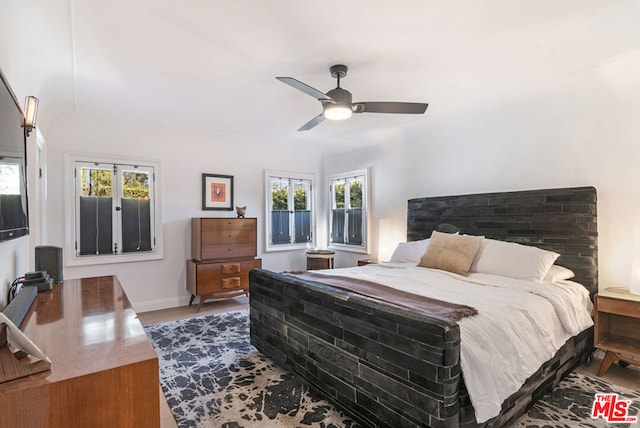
265;170;314;251
329;169;368;253
0;156;28;236
66;154;163;266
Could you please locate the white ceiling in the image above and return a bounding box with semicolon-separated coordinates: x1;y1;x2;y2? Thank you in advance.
24;0;640;147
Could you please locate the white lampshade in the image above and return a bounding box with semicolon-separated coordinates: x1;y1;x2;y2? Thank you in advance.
324;104;352;121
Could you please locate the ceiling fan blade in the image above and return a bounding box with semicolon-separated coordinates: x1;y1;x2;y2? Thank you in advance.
276;77;332;101
353;102;428;114
297;113;325;131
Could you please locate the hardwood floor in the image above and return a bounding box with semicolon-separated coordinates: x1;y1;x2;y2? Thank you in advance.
575;351;640;390
138;296;249;326
140;297;640;428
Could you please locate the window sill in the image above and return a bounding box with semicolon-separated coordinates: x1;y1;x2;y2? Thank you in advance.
328;244;368;255
265;243;313;253
65;250;163;267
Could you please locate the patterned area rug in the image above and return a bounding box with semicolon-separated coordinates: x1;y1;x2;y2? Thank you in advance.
144;310;640;428
514;373;640;428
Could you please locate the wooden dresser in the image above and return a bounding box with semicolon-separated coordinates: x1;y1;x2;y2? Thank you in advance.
0;276;159;428
187;217;262;311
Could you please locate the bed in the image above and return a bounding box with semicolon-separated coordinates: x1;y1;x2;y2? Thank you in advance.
249;186;598;427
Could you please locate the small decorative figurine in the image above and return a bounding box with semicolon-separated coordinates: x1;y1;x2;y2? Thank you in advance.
236;206;246;218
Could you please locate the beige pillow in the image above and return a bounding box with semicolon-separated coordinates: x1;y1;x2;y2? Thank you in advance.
418;231;484;276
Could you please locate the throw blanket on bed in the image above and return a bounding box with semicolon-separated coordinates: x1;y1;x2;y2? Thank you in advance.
289;271;478;322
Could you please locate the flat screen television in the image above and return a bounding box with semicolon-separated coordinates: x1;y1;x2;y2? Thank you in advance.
0;68;28;242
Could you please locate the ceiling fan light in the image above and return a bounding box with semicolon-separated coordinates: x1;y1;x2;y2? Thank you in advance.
324;104;352;121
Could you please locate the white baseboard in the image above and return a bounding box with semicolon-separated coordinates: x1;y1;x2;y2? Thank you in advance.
133;296;190;313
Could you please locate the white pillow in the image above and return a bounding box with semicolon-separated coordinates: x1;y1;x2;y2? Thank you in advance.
389;239;430;263
543;265;575;282
469;239;559;281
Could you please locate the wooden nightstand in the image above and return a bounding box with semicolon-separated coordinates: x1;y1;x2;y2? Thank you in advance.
594;289;640;376
306;250;335;270
357;259;379;266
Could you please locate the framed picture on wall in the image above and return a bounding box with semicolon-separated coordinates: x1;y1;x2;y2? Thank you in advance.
202;173;234;210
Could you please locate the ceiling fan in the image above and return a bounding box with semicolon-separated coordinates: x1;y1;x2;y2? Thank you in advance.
276;64;428;131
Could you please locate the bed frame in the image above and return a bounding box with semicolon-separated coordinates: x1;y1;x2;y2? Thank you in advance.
249;186;597;427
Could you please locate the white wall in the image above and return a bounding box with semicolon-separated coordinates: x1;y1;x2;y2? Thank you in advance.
324;53;640;289
38;112;322;311
0;237;29;308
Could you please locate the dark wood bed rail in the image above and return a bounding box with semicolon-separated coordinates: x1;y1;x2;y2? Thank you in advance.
250;269;461;427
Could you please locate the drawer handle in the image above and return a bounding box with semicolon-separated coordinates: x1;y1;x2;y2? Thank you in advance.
222;277;241;288
222;264;241;274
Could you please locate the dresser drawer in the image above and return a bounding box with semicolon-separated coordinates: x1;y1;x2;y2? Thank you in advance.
195;277;241;294
200;242;257;261
222;263;241;274
188;259;262;282
597;296;640;319
195;262;242;279
221;277;241;290
199;218;256;231
195;262;223;279
201;228;256;245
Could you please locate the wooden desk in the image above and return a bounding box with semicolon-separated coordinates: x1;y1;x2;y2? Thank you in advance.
0;276;160;428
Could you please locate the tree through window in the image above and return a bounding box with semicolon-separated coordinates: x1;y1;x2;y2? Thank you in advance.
265;170;314;251
329;169;368;251
76;161;155;256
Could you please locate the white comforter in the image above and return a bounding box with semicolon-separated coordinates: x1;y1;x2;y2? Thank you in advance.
309;263;594;423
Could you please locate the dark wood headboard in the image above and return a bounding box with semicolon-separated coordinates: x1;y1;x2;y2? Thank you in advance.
407;187;598;297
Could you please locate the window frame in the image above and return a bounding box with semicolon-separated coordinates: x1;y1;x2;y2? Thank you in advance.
328;168;369;254
65;153;163;267
264;169;315;252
